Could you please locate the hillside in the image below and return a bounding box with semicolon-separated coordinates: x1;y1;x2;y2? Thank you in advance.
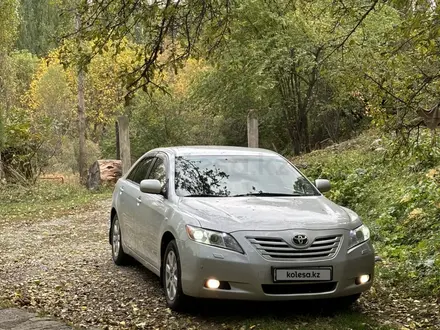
295;131;440;298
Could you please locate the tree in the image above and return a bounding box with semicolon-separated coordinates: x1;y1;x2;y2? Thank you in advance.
126;59;224;158
0;0;19;54
83;39;139;144
358;0;440;147
0;0;20;180
74;0;233;98
16;0;73;56
187;0;389;154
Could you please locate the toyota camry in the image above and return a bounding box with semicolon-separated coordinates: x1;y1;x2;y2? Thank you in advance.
109;146;374;310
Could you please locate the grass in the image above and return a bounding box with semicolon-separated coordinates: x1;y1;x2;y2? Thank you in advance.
0;179;112;221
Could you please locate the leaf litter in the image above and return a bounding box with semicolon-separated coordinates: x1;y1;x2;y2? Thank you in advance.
0;199;439;329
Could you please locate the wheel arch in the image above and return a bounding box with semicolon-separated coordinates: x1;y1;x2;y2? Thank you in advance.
109;207;117;244
160;231;176;281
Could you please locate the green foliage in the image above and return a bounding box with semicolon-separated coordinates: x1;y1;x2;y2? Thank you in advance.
10;51;39;99
1;51;40;182
78;0;233;95
16;0;73;56
297;131;440;296
0;0;19;53
188;0;395;154
126;89;225;159
98;60;228;160
0;0;20;170
47;137;101;173
358;1;440;140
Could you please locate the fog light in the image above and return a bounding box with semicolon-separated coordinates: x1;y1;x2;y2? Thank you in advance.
356;274;370;285
206;279;220;289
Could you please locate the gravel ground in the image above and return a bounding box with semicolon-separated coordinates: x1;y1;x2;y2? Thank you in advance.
0;308;72;330
0;199;439;329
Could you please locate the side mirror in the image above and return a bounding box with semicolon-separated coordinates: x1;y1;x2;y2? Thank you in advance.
315;179;331;193
140;179;162;194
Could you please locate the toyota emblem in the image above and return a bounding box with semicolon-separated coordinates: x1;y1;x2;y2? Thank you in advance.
292;234;308;246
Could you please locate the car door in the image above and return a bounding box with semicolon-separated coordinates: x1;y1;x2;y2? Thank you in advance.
136;154;170;268
119;157;155;254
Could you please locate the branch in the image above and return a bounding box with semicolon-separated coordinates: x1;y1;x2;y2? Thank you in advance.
364;73;411;107
321;0;379;63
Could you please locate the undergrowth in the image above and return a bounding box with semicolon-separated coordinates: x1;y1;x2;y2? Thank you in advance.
296;131;440;297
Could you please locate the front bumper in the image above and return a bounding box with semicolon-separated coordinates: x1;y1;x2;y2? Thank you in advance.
177;229;375;300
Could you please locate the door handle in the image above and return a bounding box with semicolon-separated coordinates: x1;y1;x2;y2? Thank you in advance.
136;197;142;203
119;186;124;195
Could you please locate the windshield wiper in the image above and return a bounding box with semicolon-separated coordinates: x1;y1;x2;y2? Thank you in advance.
232;192;303;197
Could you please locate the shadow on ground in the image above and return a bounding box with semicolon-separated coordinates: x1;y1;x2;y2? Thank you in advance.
187;297;361;318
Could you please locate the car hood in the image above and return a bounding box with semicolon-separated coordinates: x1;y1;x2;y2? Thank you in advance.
178;196;361;232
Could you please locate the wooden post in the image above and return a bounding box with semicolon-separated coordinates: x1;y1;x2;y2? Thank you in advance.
115;121;120;159
247;110;259;148
118;116;131;175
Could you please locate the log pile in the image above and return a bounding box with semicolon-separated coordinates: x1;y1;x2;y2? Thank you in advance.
87;160;122;190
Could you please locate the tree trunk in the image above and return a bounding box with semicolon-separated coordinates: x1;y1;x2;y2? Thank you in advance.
77;65;87;183
76;13;87;184
299;110;310;153
292;130;301;155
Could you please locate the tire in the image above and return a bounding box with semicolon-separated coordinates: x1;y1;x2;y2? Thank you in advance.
162;240;188;311
340;293;361;305
330;293;361;309
111;214;130;265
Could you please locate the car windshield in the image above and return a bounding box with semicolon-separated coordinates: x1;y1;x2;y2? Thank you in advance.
174;155;320;197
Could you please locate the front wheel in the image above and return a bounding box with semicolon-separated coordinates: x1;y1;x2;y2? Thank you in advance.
339;293;361;305
328;293;361;309
111;214;130;265
162;240;189;311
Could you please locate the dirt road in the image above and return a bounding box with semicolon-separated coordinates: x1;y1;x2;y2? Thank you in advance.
0;199;438;329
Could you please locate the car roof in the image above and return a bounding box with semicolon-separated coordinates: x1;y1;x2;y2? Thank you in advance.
150;146;281;157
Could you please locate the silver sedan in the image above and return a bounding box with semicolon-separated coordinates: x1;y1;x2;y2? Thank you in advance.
109;146;374;310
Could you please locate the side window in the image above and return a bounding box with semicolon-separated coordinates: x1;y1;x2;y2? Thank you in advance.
126;161;142;182
148;157;167;189
127;158;154;184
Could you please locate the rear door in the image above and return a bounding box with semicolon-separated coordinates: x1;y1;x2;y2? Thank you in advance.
119;157;155;253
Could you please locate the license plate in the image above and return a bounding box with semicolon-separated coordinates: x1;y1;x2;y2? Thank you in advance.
273;267;332;282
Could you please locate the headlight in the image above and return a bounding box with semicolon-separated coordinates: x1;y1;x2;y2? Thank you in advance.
185;225;244;254
348;224;370;249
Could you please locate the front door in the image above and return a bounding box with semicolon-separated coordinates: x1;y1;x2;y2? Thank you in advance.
122;157;155;254
136;154;170;268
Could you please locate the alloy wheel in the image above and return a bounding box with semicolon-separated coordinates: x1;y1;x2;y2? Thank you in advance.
165;250;178;301
112;219;121;258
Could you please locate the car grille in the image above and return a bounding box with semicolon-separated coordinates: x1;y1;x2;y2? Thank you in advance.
247;235;342;260
262;282;337;295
